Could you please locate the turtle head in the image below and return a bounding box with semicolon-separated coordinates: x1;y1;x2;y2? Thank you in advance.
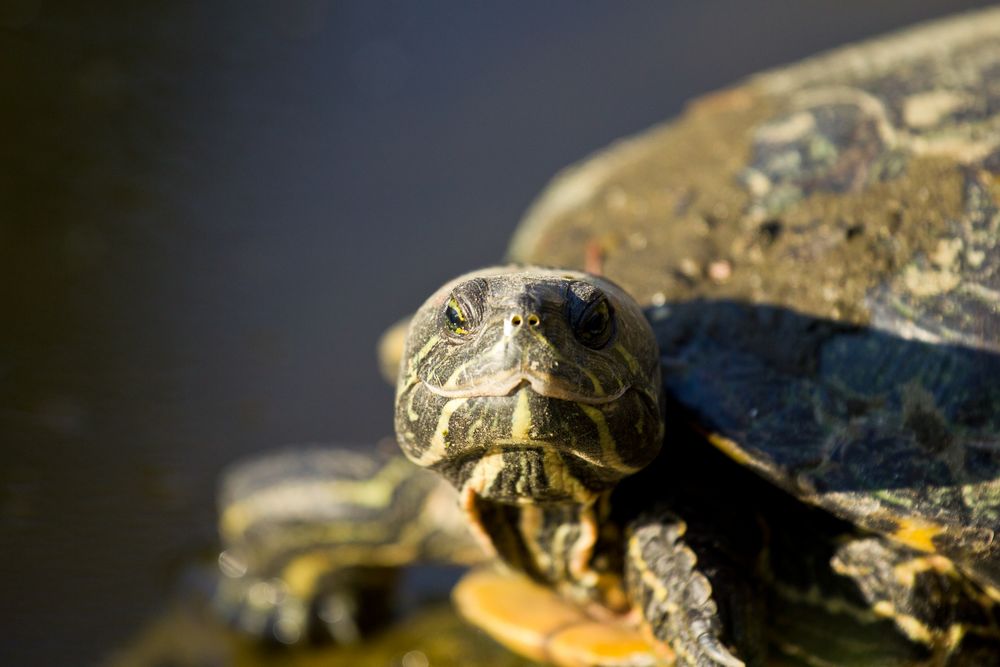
395;266;663;506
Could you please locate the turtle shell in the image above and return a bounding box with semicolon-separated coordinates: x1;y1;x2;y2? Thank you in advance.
507;8;1000;596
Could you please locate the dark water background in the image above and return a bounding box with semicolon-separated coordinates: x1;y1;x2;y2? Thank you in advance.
1;2;994;665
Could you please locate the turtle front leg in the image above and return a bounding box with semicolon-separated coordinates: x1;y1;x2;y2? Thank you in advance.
625;511;766;667
831;536;1000;662
214;444;485;643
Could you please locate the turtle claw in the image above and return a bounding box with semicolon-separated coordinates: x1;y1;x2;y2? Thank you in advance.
627;514;765;666
696;632;746;667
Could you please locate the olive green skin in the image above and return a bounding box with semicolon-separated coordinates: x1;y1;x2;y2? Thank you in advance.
395;267;663;505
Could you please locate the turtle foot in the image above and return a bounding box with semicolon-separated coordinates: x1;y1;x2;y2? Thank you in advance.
626;512;766;667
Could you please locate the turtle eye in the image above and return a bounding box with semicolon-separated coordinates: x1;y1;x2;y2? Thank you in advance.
445;296;471;335
443;278;487;337
574;297;615;349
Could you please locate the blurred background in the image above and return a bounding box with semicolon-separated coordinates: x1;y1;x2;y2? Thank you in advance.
1;1;995;664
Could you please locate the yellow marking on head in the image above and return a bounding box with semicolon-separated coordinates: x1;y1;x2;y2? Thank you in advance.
405;382;421;421
511;388;533;440
614;342;640;374
892;518;945;553
516;450;529;496
397;335;441;388
466;450;506;493
443;357;474;389
468;416;486;442
706;433;754;467
577;403;640;473
407;335;441;377
410;397;468;465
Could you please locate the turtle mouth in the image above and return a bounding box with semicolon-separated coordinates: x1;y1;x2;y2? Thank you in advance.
420;373;629;405
419;383;648;483
398;379;658;490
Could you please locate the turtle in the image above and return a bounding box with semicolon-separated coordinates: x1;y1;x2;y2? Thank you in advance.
212;8;1000;667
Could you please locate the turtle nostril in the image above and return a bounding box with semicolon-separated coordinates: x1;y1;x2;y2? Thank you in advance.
510;315;523;327
527;314;540;327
